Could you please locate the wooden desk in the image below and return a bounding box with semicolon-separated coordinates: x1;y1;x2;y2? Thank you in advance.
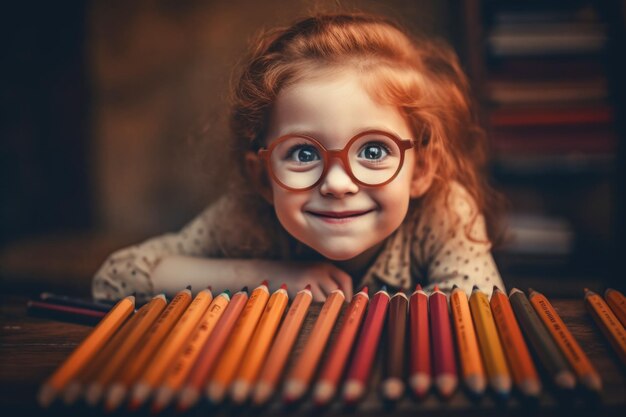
1;295;624;416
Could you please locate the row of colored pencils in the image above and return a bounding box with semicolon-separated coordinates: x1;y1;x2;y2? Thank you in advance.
38;283;625;412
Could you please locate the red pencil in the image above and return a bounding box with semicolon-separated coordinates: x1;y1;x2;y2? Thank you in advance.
430;285;457;398
342;286;390;404
409;284;431;398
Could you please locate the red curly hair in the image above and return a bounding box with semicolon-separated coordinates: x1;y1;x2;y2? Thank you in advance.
229;13;502;243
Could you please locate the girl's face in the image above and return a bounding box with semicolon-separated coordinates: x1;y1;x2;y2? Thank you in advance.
262;70;418;265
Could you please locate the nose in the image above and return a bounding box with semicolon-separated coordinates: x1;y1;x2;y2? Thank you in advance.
319;158;359;198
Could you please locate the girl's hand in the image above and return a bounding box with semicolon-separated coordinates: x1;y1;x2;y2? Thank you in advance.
277;262;353;302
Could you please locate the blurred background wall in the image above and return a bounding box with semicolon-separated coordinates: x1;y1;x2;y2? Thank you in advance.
1;0;624;295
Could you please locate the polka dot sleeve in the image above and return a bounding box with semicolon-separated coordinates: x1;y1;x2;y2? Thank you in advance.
91;192;279;302
414;183;504;297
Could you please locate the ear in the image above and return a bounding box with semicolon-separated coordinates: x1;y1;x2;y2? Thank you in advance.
409;154;435;198
245;152;274;205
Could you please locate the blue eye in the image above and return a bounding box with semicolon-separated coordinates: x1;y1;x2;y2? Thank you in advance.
287;145;321;163
358;143;390;160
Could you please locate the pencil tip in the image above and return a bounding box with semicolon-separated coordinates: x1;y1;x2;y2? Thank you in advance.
223;289;231;296
472;285;480;291
304;284;311;291
241;286;248;293
280;283;287;290
415;283;423;291
260;280;269;288
207;285;212;290
433;285;440;292
381;285;387;292
361;286;369;294
452;284;459;290
185;285;192;291
493;285;500;292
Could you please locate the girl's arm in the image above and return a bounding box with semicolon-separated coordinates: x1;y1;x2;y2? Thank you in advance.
151;256;353;302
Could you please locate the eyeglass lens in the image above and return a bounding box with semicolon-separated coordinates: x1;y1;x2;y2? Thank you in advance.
269;133;403;189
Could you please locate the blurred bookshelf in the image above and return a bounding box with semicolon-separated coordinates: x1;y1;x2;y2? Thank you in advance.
456;0;625;288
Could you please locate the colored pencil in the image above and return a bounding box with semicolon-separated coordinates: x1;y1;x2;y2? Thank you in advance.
509;288;576;390
429;285;457;399
62;295;153;405
84;294;167;406
530;288;601;392
231;284;289;403
151;290;231;413
312;286;369;406
38;294;135;408
604;288;626;327
206;281;270;403
408;284;431;398
283;288;345;403
105;287;193;411
469;286;511;397
343;287;390;404
490;287;541;397
129;287;214;410
27;300;106;324
450;285;486;396
177;287;248;412
253;285;313;406
39;292;115;312
584;288;626;366
382;291;408;401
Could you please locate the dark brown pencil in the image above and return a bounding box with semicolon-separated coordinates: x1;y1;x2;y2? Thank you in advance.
508;288;575;390
382;291;408;401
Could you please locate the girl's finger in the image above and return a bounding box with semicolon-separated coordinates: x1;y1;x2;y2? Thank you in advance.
330;268;353;302
309;283;327;302
318;275;340;298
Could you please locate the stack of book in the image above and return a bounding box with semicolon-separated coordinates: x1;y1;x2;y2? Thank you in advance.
484;4;617;171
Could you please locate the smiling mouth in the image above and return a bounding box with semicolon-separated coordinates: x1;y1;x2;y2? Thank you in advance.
306;209;375;221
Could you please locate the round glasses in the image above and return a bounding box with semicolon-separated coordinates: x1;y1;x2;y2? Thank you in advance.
258;130;417;191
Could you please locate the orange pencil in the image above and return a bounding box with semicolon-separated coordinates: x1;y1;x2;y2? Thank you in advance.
105;287;192;411
177;287;248;412
283;288;345;403
252;285;313;406
129;287;214;409
584;288;626;366
62;294;165;405
530;288;601;392
490;287;541;397
313;287;369;406
84;293;167;406
605;288;626;327
151;290;231;413
468;286;511;397
450;285;486;396
408;284;431;398
231;284;289;403
38;294;135;408
206;281;270;403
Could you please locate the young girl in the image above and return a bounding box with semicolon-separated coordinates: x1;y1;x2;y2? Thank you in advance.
92;13;504;303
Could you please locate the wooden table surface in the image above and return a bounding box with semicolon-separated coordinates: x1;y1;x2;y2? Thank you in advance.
1;294;625;416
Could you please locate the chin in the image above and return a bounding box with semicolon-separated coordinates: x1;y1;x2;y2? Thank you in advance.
311;244;364;261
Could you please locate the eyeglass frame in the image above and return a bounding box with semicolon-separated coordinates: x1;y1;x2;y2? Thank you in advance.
257;129;419;192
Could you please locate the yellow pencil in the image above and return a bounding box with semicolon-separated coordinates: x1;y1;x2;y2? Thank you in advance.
469;286;511;397
38;295;135;407
206;280;270;403
450;285;486;396
530;288;601;392
230;284;289;403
